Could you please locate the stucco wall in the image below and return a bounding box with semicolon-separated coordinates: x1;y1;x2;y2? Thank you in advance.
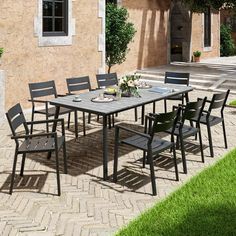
0;0;103;109
111;0;171;75
191;11;220;60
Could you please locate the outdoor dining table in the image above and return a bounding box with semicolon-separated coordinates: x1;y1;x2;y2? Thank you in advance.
50;83;193;180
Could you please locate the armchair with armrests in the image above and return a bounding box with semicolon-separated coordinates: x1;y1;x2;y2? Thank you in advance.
5;103;67;196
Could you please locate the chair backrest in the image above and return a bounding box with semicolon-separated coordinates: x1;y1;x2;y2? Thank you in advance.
182;98;206;124
66;76;91;94
6;103;29;142
29;80;57;100
208;90;230;113
147;109;180;142
96;73;118;88
165;72;190;86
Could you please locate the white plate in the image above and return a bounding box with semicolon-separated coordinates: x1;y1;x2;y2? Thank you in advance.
91;97;114;103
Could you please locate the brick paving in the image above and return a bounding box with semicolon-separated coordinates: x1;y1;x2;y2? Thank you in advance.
0;89;236;236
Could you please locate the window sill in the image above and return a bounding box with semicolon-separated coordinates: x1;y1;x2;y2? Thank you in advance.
203;47;212;52
38;36;73;47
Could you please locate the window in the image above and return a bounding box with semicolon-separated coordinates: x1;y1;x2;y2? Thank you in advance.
106;0;117;4
43;0;68;36
204;7;211;47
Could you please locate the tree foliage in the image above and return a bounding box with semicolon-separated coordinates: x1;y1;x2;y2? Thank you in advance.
106;3;136;73
220;24;236;56
180;0;236;12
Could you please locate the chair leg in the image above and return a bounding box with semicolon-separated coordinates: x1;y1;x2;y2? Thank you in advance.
180;134;187;174
148;151;157;196
63;141;67;174
115;113;118;117
142;151;146;168
141;105;145;125
207;123;214;157
10;150;18;195
67;112;71;129
222;119;228;149
46;114;49;133
108;115;112;129
172;145;179;181
30;110;34;134
97;115;100;122
164;99;167;113
134;108;138;122
83;112;86;136
20;153;26;177
55;150;61;196
153;102;156;113
113;128;119;183
74;111;78;139
112;114;115;127
88;113;91;124
198;128;204;163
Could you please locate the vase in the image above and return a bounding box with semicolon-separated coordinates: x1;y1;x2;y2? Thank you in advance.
121;90;132;97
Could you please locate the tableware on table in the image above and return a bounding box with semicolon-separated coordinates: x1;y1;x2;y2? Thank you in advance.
104;87;117;95
91;96;114;103
73;95;82;102
137;81;152;89
149;87;174;94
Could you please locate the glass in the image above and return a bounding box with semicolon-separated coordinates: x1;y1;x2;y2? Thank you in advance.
55;2;63;16
55;18;64;31
43;18;53;32
43;1;53;16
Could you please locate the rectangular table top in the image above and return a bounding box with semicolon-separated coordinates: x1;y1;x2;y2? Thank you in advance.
50;84;193;116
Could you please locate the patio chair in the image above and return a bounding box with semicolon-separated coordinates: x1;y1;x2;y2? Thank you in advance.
66;76;92;136
113;109;180;196
163;72;190;113
29;80;76;137
192;90;230;157
96;73;138;127
169;98;207;174
5;103;67;196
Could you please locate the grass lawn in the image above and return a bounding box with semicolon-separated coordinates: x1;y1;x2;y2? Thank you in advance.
116;148;236;236
229;100;236;106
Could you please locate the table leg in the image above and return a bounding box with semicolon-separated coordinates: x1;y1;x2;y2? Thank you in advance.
103;115;108;180
141;105;145;125
47;106;60;159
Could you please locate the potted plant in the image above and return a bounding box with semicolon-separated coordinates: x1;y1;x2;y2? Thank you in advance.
193;50;201;62
0;48;4;66
119;74;140;97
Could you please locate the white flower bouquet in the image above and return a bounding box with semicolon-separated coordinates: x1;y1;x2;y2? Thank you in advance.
118;75;141;97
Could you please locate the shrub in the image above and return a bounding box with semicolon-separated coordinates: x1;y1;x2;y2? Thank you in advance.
106;3;136;73
193;50;201;57
220;24;236;57
0;48;3;58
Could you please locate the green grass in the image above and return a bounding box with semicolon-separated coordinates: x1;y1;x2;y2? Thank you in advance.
116;149;236;236
229;100;236;106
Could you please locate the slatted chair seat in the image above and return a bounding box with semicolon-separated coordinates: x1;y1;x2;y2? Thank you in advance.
122;135;172;153
35;106;72;117
172;124;198;138
192;114;223;126
18;136;64;153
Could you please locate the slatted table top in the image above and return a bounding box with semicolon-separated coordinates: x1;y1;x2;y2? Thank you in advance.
50;84;193;116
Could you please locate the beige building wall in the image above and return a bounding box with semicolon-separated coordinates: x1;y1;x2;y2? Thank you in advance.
191;11;220;60
111;0;171;75
0;0;103;109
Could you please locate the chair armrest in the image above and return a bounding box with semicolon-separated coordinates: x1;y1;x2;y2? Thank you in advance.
11;132;57;140
28;99;48;104
116;125;151;139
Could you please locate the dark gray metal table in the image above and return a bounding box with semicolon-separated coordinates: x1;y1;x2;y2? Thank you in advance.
50;84;193;180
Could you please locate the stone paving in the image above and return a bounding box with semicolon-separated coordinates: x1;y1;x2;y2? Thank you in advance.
0;87;235;236
136;57;236;94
